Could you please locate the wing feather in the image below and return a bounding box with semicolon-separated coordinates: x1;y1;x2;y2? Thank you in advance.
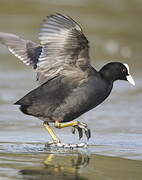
37;13;90;83
0;14;91;85
0;32;42;69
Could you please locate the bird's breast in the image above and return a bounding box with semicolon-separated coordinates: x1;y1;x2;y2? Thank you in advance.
80;77;113;111
59;76;113;122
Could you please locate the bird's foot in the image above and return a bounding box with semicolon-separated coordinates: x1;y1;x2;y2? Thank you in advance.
45;142;88;149
72;122;91;140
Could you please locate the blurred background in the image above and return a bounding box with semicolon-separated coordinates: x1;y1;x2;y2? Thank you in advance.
0;0;142;179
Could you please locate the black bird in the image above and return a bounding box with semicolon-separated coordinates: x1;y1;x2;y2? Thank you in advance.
0;13;135;148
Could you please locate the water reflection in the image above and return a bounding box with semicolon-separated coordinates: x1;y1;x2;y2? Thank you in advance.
20;153;90;180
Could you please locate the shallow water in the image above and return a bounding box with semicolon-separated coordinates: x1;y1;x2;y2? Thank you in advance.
0;0;142;179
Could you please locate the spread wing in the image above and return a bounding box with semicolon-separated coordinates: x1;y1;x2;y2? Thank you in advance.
37;13;90;83
0;13;91;84
0;32;42;69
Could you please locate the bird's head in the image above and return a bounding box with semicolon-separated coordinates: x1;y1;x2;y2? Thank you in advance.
99;62;135;85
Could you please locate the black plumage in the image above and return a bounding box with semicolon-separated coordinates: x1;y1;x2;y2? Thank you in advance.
15;70;112;123
0;13;135;146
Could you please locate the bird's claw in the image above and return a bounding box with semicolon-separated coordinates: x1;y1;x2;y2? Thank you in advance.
72;122;91;140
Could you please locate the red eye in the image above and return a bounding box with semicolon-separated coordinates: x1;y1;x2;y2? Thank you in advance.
122;69;126;72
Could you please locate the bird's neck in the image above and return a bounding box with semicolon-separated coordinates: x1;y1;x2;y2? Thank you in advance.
99;67;116;83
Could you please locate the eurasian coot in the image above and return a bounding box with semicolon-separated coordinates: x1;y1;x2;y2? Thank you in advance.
0;13;135;148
